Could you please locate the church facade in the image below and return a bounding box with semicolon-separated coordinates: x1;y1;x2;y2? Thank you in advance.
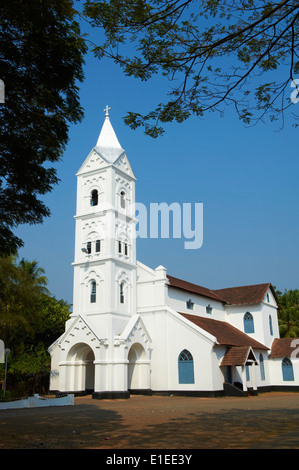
49;110;299;398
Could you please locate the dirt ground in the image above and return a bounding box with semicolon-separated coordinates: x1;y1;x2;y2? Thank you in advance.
1;392;299;449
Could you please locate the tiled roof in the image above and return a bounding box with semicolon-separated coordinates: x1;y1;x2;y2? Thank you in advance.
269;338;299;358
180;313;268;350
220;346;257;366
167;274;278;306
214;283;274;306
167;275;227;303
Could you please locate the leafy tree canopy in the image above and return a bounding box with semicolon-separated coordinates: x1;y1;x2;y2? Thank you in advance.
277;288;299;338
0;255;71;395
0;256;52;345
0;0;87;255
82;0;299;136
0;255;71;347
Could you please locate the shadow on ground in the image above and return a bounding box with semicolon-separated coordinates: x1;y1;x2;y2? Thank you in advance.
1;394;299;449
0;402;122;449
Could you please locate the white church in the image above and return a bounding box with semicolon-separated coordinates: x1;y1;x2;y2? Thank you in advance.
49;109;299;398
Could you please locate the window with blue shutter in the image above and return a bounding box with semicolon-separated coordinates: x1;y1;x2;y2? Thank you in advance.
178;349;194;384
245;365;250;381
282;357;294;381
206;304;213;314
244;312;254;333
259;354;265;381
269;315;273;336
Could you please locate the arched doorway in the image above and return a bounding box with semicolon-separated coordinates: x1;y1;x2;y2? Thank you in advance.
66;343;95;393
128;343;149;391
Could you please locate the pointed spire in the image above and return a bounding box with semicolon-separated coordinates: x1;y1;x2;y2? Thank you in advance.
95;106;124;163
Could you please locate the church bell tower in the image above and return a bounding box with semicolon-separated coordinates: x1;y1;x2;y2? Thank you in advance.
71;106;137;340
49;108;151;398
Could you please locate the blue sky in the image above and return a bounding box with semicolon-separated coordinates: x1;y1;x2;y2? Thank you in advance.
16;16;299;305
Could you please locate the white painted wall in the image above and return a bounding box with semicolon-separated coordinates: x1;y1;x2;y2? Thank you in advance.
140;307;222;393
0;394;74;410
225;289;279;349
268;356;299;387
167;286;226;321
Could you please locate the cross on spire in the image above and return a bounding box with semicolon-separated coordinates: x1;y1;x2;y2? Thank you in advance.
104;105;111;117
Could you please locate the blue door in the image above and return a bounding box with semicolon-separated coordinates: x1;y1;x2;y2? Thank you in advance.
226;366;232;384
178;350;194;384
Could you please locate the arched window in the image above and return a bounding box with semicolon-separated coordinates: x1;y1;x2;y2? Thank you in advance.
269;315;273;336
178;349;194;384
244;312;254;334
120;191;126;209
282;357;294;381
90;280;96;303
120;281;125;304
90;190;98;207
259;354;265;381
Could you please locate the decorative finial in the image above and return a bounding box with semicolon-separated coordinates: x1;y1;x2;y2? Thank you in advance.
104;105;111;117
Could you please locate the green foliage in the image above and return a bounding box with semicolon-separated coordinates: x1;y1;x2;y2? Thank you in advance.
0;255;71;396
277;289;299;338
9;344;50;377
35;295;71;346
82;0;299;136
0;0;87;255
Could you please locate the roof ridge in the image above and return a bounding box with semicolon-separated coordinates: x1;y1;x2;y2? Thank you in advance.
212;283;275;306
214;282;271;292
167;275;277;306
167;275;227;303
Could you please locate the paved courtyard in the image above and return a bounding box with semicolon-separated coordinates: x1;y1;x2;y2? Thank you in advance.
1;392;299;449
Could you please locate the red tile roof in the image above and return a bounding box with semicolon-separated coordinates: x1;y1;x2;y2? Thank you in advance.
167;274;278;306
220;346;257;366
214;283;275;306
167;275;227;303
180;313;268;350
269;338;299;358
